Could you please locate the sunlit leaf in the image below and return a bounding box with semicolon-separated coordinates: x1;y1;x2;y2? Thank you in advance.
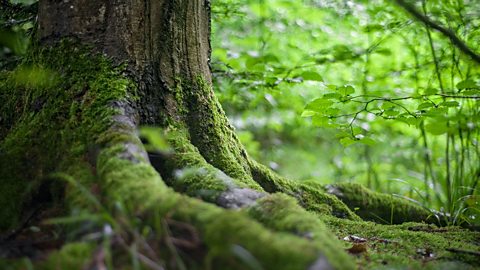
336;85;355;96
384;108;399;116
312;115;332;127
301;110;316;117
140;127;170;151
305;98;333;112
299;71;323;81
340;137;357;147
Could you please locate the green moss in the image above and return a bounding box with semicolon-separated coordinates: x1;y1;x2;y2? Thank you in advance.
325;182;437;224
165;194;328;270
97;147;171;211
249;160;361;221
322;214;480;269
247;193;356;270
37;242;95;270
95;134;345;270
0;40;136;230
183;77;261;189
160;128;262;201
0;243;94;270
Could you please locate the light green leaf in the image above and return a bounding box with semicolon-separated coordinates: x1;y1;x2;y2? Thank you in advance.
312;115;331;127
336;85;355;96
326;84;337;90
300;71;323;81
359;137;376;146
384;108;399;116
301;110;316;117
246;57;261;69
140;127;170;151
425;121;448;135
305;98;333;112
340;137;357;147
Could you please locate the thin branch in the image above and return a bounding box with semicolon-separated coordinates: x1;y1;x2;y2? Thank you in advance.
394;0;480;64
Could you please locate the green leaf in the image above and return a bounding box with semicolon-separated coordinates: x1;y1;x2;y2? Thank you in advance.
359;137;376;146
381;103;394;110
462;89;480;95
299;71;323;81
301;110;316;117
305;98;333;112
425;121;448;135
326;84;337;90
363;24;384;32
422;88;438;95
140;127;170;151
246;56;261;69
336;85;355;96
340;137;357;147
417;102;434;110
396;116;419;126
324;107;340;115
374;48;392;56
265;77;279;85
332;45;354;60
323;92;342;100
263;54;280;63
456;79;478;90
312;115;331;127
439;101;459;108
0;29;29;55
383;108;399;116
422;107;448;117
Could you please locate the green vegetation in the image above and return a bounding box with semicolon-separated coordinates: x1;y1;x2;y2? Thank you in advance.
1;0;479;269
211;0;480;226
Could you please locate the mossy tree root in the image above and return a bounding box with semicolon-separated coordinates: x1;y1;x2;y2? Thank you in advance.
85;102;356;270
325;183;441;225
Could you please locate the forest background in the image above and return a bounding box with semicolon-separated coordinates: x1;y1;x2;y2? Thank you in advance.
210;0;480;226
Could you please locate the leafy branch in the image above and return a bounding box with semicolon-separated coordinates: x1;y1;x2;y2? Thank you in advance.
394;0;480;64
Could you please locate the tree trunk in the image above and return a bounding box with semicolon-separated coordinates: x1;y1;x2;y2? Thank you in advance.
0;1;478;269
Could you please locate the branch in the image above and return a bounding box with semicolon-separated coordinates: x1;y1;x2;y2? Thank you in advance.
394;0;480;64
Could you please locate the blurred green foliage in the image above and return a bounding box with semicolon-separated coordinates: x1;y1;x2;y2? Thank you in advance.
0;0;37;69
211;0;480;225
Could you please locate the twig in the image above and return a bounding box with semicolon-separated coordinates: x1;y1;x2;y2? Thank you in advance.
394;0;480;64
